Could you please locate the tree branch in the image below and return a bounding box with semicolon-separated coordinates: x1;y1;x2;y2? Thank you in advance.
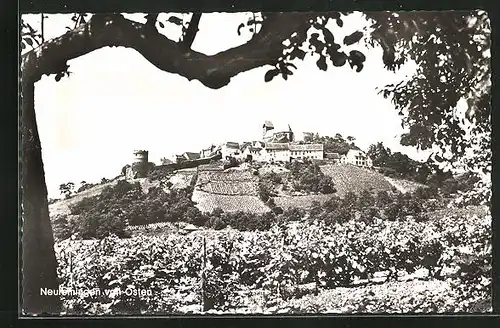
145;13;159;31
182;13;202;49
21;12;316;89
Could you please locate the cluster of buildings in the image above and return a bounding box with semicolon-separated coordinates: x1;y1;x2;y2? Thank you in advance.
166;121;373;168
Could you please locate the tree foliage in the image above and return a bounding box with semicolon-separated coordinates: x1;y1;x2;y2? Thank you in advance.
310;133;359;155
366;11;491;202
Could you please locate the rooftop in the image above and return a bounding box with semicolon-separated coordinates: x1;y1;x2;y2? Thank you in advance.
263;121;274;129
265;143;290;150
225;142;240;149
183;152;201;160
289;143;323;151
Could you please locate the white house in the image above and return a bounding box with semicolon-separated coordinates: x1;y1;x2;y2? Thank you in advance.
221;142;240;159
241;143;265;162
340;149;373;167
289;144;324;160
200;145;217;158
264;143;290;162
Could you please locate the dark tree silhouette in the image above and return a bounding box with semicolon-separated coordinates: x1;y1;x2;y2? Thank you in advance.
20;11;490;314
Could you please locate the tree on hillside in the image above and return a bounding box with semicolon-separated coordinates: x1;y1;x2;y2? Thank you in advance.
367;142;392;166
312;133;354;154
20;10;490;313
58;182;75;199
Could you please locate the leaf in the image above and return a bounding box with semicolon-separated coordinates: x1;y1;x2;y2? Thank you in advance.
55;73;62;82
237;23;245;36
348;50;366;72
316;55;327;71
285;62;297;70
158;21;165;28
23;38;33;46
330;52;347;67
322;28;335;45
282;67;293;76
21;42;26;50
289;48;306;60
167;16;183;25
336;18;343;27
343;31;364;46
264;69;280;82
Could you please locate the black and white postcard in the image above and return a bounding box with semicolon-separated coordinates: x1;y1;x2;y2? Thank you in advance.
20;10;491;316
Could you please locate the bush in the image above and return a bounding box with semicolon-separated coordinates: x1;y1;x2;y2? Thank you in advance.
376;190;392;207
265;171;283;184
357;189;375;209
282;207;306;221
67;180;201;238
441;177;459;196
258;182;272;202
287;162;336;194
52;214;73;241
76;212;130;239
322;196;342;212
384;202;403;221
414;186;435;200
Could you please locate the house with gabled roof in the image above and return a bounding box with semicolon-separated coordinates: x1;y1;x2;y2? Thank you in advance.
200;144;217;158
265;143;291;162
183;152;201;161
325;152;341;163
340;149;373;167
289;143;324;160
221;141;240;159
241;142;266;162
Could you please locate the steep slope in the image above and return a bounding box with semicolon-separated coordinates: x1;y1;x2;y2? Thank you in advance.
319;164;395;196
49;176;124;218
383;176;427;194
192;166;269;213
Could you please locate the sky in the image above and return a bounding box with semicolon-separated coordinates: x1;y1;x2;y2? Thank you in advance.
22;12;432;199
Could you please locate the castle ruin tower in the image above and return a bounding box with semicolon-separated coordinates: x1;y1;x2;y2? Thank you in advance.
126;150;152;179
262;120;274;142
133;150;149;164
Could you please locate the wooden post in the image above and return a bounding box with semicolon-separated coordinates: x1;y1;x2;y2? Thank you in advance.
40;13;44;43
201;237;206;312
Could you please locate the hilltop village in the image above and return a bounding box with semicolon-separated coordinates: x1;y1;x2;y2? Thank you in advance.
125;121;373;179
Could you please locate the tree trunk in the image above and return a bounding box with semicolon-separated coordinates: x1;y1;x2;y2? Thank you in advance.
21;79;62;314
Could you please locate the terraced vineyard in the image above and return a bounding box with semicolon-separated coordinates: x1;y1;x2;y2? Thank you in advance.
193;168;267;213
320;164;394;196
192;190;269;213
196;169;259;196
168;168;198;190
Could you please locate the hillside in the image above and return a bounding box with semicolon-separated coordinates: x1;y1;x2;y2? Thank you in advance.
383;176;427;193
49;176;124;218
319;164;395;196
49;162;425;220
274;194;333;210
192;165;269;213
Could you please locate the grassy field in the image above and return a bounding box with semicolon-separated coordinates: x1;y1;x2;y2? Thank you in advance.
383;176;427;193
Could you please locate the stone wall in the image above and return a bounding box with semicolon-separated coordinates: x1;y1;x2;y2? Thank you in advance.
125;162;155;179
150;153;222;176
